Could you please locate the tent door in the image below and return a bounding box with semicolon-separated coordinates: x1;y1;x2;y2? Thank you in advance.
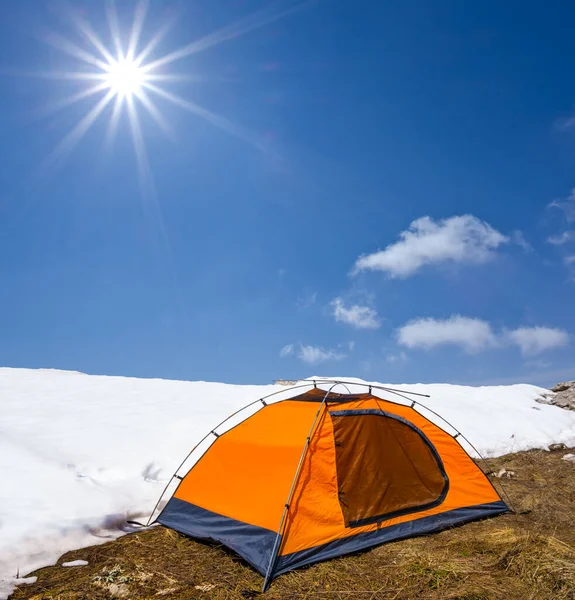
329;409;449;528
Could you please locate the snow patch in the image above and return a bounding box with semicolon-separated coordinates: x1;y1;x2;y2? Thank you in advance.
0;576;37;599
62;559;89;567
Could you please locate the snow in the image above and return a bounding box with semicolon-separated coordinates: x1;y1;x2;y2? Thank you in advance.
1;368;574;599
61;560;88;567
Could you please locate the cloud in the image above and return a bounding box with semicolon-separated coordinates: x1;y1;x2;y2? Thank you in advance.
555;115;575;131
279;342;346;364
507;327;569;356
353;215;508;278
548;231;575;245
397;315;498;353
331;298;381;329
296;291;318;309
396;316;570;356
511;230;532;252
386;351;407;364
549;189;575;223
298;344;346;365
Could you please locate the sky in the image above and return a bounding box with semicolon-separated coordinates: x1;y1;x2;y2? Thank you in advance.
0;0;574;387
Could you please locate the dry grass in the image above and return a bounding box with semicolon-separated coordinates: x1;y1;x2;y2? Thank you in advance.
10;448;575;600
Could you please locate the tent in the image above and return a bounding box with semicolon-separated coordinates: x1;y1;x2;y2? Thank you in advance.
155;382;510;590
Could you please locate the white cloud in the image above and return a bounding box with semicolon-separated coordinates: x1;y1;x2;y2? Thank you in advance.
296;291;317;310
549;189;575;223
507;327;569;356
280;342;346;364
511;230;532;252
397;315;499;353
331;298;381;329
298;344;346;365
396;316;570;356
548;231;575;245
353;215;508;278
386;351;407;364
563;256;575;281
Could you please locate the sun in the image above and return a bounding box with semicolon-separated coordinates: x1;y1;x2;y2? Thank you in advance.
33;0;305;171
104;57;146;97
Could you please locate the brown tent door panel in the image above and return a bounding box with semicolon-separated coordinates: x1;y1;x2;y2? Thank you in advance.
329;409;449;528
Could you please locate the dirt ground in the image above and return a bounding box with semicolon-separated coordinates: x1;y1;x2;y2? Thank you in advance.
9;448;575;600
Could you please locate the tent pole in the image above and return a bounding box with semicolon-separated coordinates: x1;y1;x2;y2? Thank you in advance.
262;382;342;592
308;379;431;399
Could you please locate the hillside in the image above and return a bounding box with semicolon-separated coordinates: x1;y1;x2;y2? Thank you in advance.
10;448;575;599
1;368;575;598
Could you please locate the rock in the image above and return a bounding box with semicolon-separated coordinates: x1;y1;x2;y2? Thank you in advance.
537;392;554;404
156;587;179;596
108;583;130;598
551;381;575;393
562;453;575;462
537;380;575;411
492;468;516;478
549;443;567;452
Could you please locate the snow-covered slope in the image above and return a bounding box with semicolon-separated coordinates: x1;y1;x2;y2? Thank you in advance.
1;368;574;598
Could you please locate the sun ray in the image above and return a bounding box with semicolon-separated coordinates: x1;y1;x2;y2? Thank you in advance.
126;0;148;61
105;0;124;59
134;88;173;137
37;82;110;117
141;0;308;73
143;82;266;151
105;94;124;150
133;18;174;67
144;73;234;83
126;95;151;193
43;31;109;71
0;69;107;81
125;94;190;325
44;89;115;169
69;9;116;64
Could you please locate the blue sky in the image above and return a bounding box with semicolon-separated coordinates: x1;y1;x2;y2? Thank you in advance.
0;0;574;387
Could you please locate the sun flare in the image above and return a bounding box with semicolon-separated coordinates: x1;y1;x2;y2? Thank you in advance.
35;0;305;171
104;58;146;97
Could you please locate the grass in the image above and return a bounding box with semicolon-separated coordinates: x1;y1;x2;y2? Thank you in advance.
10;448;575;600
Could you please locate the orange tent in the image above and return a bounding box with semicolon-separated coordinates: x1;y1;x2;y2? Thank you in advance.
156;383;509;589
